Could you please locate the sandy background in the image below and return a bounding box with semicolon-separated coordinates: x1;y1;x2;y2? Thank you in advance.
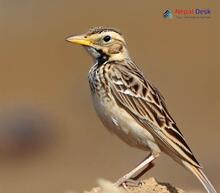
0;1;219;193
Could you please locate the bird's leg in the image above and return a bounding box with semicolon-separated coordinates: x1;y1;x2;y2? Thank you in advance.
131;161;155;180
115;153;157;187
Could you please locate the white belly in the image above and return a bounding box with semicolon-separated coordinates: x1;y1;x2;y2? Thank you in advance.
91;94;161;153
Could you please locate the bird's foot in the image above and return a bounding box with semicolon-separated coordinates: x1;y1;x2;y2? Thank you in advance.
115;178;141;187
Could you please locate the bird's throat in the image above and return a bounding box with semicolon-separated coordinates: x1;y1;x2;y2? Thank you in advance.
84;46;109;66
96;49;109;66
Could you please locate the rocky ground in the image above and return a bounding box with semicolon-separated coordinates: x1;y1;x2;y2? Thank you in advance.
85;177;184;193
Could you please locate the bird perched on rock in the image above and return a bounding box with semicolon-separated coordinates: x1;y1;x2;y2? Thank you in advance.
66;26;216;193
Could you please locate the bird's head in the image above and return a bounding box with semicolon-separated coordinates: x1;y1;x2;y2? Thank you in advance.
66;27;129;64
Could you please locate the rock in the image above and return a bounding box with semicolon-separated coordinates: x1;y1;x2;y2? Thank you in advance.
85;178;184;193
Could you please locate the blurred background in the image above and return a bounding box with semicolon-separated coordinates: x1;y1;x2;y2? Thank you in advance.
0;1;219;193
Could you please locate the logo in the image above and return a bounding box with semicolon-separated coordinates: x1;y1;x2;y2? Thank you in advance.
163;8;211;19
163;10;173;19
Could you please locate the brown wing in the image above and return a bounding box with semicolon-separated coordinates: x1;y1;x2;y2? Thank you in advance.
106;63;201;168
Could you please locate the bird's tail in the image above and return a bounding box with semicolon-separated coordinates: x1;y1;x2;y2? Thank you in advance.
182;160;217;193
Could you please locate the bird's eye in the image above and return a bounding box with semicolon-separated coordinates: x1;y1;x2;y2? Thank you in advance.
103;35;111;42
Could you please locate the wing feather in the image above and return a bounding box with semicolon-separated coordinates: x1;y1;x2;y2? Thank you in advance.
107;63;201;168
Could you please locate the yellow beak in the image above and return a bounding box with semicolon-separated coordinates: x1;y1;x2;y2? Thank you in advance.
66;35;93;46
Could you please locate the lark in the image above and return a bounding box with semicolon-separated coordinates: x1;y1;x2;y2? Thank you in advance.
66;26;216;193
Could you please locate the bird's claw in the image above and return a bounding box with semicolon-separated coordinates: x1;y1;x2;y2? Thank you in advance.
115;178;141;187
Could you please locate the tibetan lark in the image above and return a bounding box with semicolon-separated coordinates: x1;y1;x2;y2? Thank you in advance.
66;26;216;193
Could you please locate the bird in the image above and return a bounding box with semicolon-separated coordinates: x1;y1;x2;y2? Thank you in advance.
66;26;216;193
